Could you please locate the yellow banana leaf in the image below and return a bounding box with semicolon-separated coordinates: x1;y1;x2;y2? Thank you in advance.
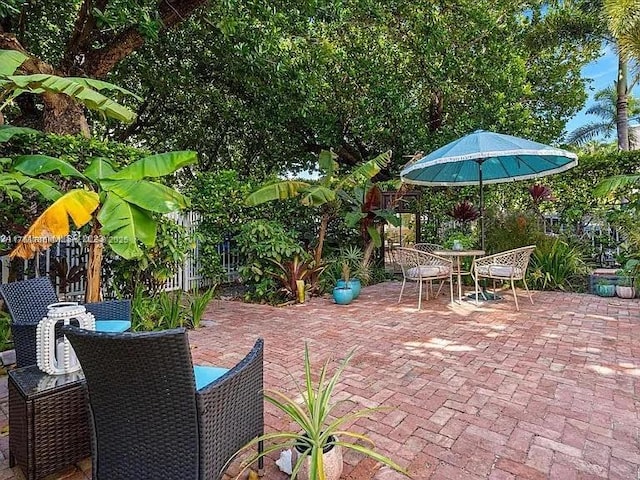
10;189;99;259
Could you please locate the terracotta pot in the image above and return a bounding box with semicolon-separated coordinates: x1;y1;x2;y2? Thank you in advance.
292;436;343;480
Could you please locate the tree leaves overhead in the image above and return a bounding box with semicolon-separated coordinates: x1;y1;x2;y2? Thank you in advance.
1;1;601;177
104;0;597;178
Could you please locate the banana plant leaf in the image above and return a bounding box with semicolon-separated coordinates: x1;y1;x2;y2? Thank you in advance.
318;150;338;179
107;151;197;180
10;172;62;201
338;150;391;189
99;178;189;213
0;50;27;76
1;74;136;123
97;193;157;259
345;211;367;228
245;180;311;205
594;174;640;197
0;174;22;200
300;185;336;206
66;77;142;101
10;189;99;259
84;157;116;183
13;155;87;180
367;225;382;248
0;125;39;143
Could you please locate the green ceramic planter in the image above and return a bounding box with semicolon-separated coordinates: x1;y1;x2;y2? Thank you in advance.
336;279;361;299
596;284;615;297
332;287;354;305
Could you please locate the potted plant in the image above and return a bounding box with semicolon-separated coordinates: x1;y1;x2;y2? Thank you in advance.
333;263;354;304
336;246;364;299
231;345;409;480
596;278;616;297
615;259;638;298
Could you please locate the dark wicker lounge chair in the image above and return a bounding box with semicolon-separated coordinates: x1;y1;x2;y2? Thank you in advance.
63;326;264;480
0;277;131;367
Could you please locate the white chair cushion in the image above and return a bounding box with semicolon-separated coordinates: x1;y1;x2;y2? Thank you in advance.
407;265;449;278
476;265;523;278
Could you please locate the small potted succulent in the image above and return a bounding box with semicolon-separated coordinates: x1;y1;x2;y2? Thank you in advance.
335;246;363;299
231;345;409;480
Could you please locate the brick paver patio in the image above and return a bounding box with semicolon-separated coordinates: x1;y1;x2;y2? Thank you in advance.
0;281;638;479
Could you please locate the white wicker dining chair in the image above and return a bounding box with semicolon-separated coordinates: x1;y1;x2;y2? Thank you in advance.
393;247;454;310
473;245;536;311
413;243;444;253
413;243;447;295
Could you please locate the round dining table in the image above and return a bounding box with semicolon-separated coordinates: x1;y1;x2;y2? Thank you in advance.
433;249;485;302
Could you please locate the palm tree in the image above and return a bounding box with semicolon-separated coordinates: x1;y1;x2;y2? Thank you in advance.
605;0;640;60
566;85;640;145
603;0;640;150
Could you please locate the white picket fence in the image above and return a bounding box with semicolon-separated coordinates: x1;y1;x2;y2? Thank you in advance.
0;212;241;298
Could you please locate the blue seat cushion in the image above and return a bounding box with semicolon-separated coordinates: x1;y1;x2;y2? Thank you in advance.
95;320;131;333
193;365;229;390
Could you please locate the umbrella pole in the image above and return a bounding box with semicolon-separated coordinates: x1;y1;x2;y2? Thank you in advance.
478;160;484;251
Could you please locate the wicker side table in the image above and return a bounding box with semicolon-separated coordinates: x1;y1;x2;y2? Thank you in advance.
9;365;91;480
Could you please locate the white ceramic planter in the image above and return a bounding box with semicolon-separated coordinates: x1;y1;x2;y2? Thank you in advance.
292;438;343;480
615;285;636;299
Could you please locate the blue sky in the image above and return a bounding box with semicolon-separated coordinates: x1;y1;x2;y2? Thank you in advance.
564;46;637;140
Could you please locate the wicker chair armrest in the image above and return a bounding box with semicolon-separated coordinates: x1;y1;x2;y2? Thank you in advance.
84;299;131;322
196;339;264;480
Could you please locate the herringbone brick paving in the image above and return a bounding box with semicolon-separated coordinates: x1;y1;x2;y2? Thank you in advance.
0;281;638;479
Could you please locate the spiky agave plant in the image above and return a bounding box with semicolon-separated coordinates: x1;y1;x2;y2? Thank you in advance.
230;345;410;479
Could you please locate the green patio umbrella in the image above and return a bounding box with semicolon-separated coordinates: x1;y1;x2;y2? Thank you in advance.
400;130;578;250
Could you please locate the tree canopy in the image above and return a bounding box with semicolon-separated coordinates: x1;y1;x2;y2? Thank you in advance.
1;0;601;177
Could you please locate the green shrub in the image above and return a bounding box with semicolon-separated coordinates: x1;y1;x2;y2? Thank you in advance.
236;219;305;302
528;237;587;291
107;217;195;296
188;286;217;328
484;210;546;254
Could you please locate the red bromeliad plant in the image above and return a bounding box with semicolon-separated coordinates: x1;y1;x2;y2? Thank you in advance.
270;255;326;300
450;200;480;223
529;184;555;205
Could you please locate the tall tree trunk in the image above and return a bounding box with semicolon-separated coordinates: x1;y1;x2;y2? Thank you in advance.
314;213;330;266
42;92;90;136
616;57;630;150
85;221;103;303
361;226;381;270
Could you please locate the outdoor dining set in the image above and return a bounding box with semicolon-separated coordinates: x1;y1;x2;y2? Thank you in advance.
392;243;536;311
0;277;264;480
